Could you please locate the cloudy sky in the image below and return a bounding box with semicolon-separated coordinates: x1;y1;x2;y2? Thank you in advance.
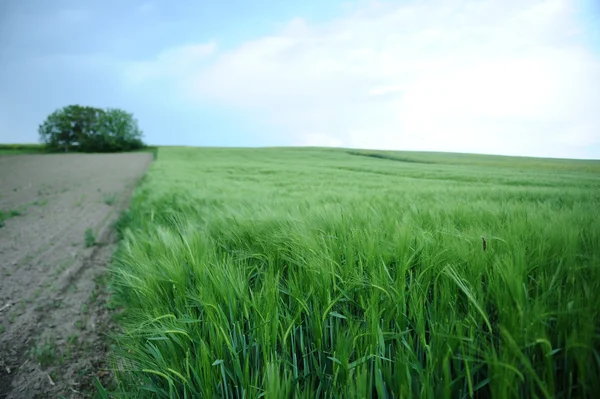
1;0;599;158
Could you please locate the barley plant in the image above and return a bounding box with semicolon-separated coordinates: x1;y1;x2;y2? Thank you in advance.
109;147;600;398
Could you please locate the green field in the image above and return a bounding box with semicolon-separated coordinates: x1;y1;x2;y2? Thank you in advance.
0;143;46;155
109;147;600;398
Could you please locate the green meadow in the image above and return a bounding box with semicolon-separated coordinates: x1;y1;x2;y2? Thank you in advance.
0;143;46;155
109;147;600;398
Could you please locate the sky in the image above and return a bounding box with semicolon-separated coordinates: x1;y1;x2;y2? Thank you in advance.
1;0;599;159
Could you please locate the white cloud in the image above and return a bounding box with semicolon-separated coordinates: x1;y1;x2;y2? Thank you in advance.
132;0;600;158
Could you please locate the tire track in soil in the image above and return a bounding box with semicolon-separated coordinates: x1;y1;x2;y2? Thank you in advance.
0;153;153;398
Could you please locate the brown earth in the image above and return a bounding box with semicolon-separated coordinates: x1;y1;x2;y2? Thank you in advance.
0;153;152;398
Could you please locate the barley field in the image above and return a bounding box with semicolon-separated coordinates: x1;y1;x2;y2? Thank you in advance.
108;147;600;398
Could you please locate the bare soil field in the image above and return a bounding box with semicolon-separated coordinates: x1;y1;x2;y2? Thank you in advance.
0;153;152;398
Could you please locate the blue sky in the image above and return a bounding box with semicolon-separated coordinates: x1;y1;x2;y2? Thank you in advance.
1;0;599;158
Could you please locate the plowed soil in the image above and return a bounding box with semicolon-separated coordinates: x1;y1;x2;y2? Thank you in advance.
0;153;152;398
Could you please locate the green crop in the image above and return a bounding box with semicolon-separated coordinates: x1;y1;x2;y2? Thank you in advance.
109;147;600;398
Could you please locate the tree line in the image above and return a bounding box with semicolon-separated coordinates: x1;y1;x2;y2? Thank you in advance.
39;105;146;153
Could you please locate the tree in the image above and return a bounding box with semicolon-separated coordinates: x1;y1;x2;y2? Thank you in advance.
96;108;145;152
38;105;145;153
38;105;103;152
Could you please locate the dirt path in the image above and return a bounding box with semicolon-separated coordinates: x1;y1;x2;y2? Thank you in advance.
0;153;152;398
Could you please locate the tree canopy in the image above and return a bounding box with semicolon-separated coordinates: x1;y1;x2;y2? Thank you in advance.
38;105;145;153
